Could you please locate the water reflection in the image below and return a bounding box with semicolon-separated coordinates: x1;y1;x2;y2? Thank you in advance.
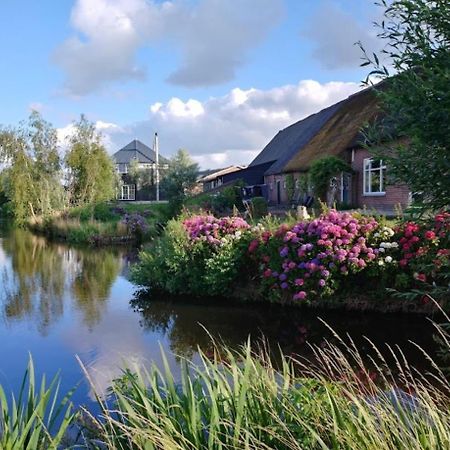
0;226;439;406
132;295;439;367
0;228;124;333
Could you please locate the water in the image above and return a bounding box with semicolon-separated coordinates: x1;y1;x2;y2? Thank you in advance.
0;226;440;409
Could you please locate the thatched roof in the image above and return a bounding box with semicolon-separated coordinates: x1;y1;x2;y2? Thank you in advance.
281;87;380;173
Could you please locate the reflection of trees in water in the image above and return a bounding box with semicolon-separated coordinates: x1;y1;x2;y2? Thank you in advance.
131;296;326;360
132;295;437;373
0;228;123;334
1;229;66;335
71;249;122;329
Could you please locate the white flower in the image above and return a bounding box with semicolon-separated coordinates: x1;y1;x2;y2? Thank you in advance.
378;247;385;253
385;256;393;263
378;260;385;266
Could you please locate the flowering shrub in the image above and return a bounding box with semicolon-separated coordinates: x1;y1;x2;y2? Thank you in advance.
133;215;253;297
133;209;450;308
250;210;391;301
393;212;450;297
122;213;149;241
183;215;250;245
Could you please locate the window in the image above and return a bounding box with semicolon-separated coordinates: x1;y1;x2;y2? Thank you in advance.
118;184;136;200
117;163;128;174
363;158;386;195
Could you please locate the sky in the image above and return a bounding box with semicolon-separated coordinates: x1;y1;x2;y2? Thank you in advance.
0;0;384;169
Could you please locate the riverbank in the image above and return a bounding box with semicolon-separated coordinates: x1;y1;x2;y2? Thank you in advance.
132;210;450;312
28;201;169;245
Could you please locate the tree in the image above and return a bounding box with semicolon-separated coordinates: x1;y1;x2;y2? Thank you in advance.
161;149;199;216
65;115;118;206
360;0;450;211
0;111;65;224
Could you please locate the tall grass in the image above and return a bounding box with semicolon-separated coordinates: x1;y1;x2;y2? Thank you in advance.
1;320;448;448
0;358;76;449
87;318;450;450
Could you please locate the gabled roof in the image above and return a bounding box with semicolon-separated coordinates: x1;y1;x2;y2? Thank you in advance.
198;165;246;183
283;88;378;172
112;139;170;165
248;86;379;176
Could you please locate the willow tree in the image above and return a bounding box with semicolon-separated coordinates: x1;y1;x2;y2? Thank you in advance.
65;116;117;206
0;111;65;224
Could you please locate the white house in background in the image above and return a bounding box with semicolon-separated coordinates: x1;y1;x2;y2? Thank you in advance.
112;139;169;201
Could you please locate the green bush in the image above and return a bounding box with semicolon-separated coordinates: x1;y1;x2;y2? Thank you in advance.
93;202;119;221
249;196;268;219
210;182;244;213
132;216;253;297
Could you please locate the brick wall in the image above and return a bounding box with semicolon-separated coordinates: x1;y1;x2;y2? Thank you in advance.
351;148;410;211
265;173;309;205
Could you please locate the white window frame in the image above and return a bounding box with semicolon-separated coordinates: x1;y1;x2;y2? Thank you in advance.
363;158;386;196
117;163;128;174
118;184;136;201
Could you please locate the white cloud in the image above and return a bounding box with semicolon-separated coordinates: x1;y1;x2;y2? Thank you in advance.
56;120;123;151
302;1;383;70
54;0;283;95
98;79;361;168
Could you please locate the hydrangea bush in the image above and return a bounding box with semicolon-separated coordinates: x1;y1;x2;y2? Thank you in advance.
248;210;396;301
133;215;253;297
393;212;450;298
133;210;450;306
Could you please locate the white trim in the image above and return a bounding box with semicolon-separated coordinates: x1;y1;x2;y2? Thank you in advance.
363;158;386;196
117;163;128;174
118;184;136;201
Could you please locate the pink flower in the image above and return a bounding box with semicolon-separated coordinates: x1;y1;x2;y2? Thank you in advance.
294;291;307;300
424;230;436;240
295;278;304;286
248;239;259;253
414;273;427;282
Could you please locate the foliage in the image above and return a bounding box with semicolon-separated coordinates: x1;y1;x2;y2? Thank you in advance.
360;0;450;211
309;156;351;203
0;111;66;225
121;213;150;242
249;196;268;219
65;115;117;206
161;149;199;217
285;173;295;202
133;209;450;306
210;181;244;213
390;211;450;302
250;210;387;301
132;215;253;296
31;202;170;245
0;357;76;449
91;323;450;450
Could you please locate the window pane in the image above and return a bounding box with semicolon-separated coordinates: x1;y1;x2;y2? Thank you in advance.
364;169;370;193
371;159;381;169
371;170;381;192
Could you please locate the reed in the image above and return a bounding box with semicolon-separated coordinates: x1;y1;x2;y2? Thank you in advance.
89;318;450;450
0;358;77;450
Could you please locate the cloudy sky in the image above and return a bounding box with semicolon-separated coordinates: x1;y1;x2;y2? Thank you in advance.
0;0;383;168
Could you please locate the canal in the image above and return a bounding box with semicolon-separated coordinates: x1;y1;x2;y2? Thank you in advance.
0;226;440;409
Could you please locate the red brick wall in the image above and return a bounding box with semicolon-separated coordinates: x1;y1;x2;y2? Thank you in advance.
351;148;410;211
265;173;308;205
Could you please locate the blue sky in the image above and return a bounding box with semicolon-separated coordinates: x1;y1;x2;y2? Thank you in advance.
0;0;382;168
